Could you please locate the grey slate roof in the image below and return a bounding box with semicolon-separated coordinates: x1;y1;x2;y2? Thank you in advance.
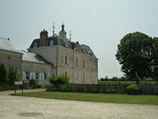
29;35;97;59
20;50;52;65
0;37;21;54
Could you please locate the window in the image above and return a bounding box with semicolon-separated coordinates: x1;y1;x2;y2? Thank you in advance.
83;60;86;68
83;73;85;80
76;58;79;66
65;72;67;76
29;72;33;80
44;73;47;80
65;56;68;65
33;72;36;79
36;73;38;80
75;74;80;84
25;72;29;80
34;42;38;48
23;71;25;80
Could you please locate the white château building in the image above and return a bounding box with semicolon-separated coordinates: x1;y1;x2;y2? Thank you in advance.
26;24;98;84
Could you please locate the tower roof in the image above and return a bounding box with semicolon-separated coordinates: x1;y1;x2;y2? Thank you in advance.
29;24;97;59
61;23;65;31
59;23;67;39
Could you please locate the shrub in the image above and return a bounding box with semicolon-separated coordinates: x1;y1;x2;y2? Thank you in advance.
48;74;69;85
60;84;71;92
127;84;141;95
29;79;38;88
46;86;56;92
48;75;57;85
47;74;70;92
127;84;139;90
57;74;69;84
0;85;10;91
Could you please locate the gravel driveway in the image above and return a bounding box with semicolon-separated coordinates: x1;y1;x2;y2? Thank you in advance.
0;89;158;119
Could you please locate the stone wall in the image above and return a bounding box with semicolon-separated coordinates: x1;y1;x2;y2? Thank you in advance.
69;84;158;95
29;46;57;66
139;84;158;95
70;84;128;93
0;50;22;77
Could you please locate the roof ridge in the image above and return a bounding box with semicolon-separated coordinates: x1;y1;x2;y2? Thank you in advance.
0;37;8;40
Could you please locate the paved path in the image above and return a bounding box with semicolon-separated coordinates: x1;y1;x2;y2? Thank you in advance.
0;89;158;119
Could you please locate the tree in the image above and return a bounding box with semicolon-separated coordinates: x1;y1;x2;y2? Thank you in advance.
0;64;7;85
150;37;158;82
116;32;158;83
8;67;20;86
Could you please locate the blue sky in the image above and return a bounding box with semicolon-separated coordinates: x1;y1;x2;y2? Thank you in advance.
0;0;158;78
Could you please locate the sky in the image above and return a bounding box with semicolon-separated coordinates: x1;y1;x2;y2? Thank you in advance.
0;0;158;78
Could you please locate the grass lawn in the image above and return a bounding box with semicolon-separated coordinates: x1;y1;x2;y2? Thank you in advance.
14;91;158;105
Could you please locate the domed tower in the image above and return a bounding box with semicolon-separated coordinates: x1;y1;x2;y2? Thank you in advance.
59;23;67;39
59;23;68;47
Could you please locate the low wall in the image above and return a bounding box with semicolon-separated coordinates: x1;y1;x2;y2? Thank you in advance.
139;84;158;95
69;84;158;95
69;84;128;94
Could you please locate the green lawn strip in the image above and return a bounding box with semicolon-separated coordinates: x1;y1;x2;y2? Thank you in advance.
14;91;158;105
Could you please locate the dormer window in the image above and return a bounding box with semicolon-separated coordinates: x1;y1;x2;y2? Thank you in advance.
50;40;54;46
34;42;38;48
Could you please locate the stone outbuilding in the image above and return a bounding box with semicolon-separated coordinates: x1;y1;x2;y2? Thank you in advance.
20;50;54;86
0;37;22;78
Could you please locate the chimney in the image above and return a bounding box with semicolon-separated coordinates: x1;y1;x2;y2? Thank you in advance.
40;29;48;46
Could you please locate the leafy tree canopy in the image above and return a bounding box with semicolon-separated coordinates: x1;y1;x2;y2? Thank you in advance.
116;32;158;81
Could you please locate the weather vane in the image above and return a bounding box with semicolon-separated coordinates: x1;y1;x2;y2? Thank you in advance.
52;22;55;36
69;31;72;41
